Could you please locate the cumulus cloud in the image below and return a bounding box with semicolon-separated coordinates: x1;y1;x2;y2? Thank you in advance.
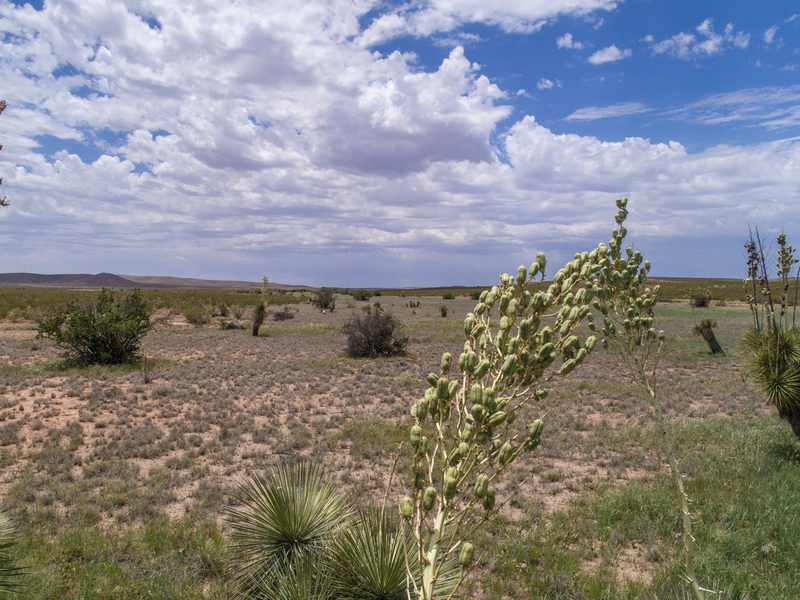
557;32;584;49
588;44;632;64
537;78;562;90
648;18;750;59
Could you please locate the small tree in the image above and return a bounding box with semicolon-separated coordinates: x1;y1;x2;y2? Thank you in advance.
343;312;407;358
693;318;725;354
252;301;267;336
37;288;152;365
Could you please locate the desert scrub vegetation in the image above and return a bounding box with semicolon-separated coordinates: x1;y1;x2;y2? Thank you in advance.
36;288;152;366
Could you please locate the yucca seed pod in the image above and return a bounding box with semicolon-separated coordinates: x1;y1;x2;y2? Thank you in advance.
462;423;476;442
536;388;548;400
524;437;541;451
499;294;511;312
474;359;491;379
489;439;503;456
459;441;470;457
585;336;597;351
520;291;532;308
501;355;517;375
419;435;430;454
482;486;496;510
516;265;527;284
471;323;486;339
541;327;552;344
410;425;422;447
559;320;572;337
563;335;578;352
448;447;462;466
458;542;475;568
401;496;414;519
414;466;427;489
474;474;490;499
499;442;514;465
499;316;510;331
464;315;476;337
476;431;490;445
530;262;540;278
506;409;517;424
536;251;547;271
448;380;459;398
487;411;506;428
529;419;544;439
415;399;428;421
411;403;418;419
471;404;485;421
436;377;449;399
423;486;437;512
484;292;496;307
439;402;451;420
560;358;577;375
458;352;467;371
532;292;544;309
575;348;587;364
538;342;555;359
443;467;459;500
474;303;486;316
495;396;510;411
441;353;452;374
427;373;440;387
465;351;478;372
479;290;489;302
470;384;483;406
508;338;520;354
508;298;519;317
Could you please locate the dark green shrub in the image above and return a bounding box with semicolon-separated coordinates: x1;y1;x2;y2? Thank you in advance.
314;288;336;311
439;305;448;317
37;288;152;365
689;291;713;308
343;312;408;358
352;289;373;302
442;292;455;300
183;305;210;327
469;290;482;300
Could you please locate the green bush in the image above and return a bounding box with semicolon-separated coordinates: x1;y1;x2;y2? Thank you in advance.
183;305;210;327
37;288;152;365
442;292;455;300
314;288;336;311
352;289;373;302
343;312;408;358
439;305;448;317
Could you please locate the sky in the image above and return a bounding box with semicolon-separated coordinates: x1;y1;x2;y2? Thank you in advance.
0;0;798;287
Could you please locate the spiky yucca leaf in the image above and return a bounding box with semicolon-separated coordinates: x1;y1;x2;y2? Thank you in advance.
225;461;352;596
0;511;23;593
248;553;332;600
741;326;800;412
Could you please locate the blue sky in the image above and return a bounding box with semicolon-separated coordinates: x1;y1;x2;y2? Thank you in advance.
0;0;798;287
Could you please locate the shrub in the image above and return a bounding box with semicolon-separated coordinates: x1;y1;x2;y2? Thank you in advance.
314;288;336;311
37;288;152;365
439;305;448;317
689;291;713;308
343;312;408;358
252;301;267;336
218;302;230;317
183;306;210;327
469;290;482;300
352;289;373;302
272;306;295;321
442;292;455;300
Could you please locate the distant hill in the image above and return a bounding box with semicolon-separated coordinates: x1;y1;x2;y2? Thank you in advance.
0;273;286;289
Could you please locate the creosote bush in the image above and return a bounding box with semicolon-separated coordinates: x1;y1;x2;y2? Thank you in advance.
36;288;152;365
314;288;336;311
343;312;408;358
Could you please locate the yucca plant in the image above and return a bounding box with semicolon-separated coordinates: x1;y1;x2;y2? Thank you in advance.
741;230;800;439
225;461;352;598
0;510;24;594
692;318;725;355
252;301;267;337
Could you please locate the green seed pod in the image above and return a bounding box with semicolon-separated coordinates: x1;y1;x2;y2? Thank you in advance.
575;348;587;364
506;409;517;424
524;437;541;451
459;441;470;457
465;351;478;372
474;303;486;316
458;352;467;371
443;467;459;500
516;265;527;284
427;373;439;387
483;388;497;407
535;388;548;400
560;358;577;375
508;298;519;316
482;486;496;510
423;486;437;512
538;342;555;359
459;542;475;568
462;423;476;442
474;474;489;499
585;336;597;351
401;496;414;519
470;384;483;405
559;320;572;337
436;377;449;400
440;403;451;420
529;419;544;439
448;380;459;398
554;270;565;285
448;447;462;466
441;353;452;374
487;411;506;428
520;291;532;308
415;398;428;421
476;431;491;445
499;316;510;331
424;387;437;404
464;315;476;337
471;404;485;421
414;466;426;489
501;355;517;375
479;290;489;302
540;326;552;344
495;396;510;412
532;292;543;309
499;442;514;465
471;323;486;339
419;436;430;455
563;335;578;352
410;425;422;447
499;294;511;312
474;359;491;379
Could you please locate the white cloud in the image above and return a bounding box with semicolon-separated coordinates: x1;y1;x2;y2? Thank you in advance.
565;102;649;121
537;78;562;90
649;18;750;59
669;85;800;130
764;25;779;45
588;44;632;64
557;32;584;49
